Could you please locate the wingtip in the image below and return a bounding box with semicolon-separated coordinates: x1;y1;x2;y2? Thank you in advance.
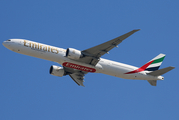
170;66;175;69
133;29;141;31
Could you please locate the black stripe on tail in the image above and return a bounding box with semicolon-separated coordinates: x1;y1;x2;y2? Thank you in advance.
145;66;160;71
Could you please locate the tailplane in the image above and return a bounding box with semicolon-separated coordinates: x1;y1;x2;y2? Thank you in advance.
147;80;157;86
147;66;175;76
147;66;175;86
144;54;174;86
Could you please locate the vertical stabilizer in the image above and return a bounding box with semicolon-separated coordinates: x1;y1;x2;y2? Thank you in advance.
125;54;166;74
145;54;166;71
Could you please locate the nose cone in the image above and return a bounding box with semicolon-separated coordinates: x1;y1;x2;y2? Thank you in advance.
2;41;7;47
2;39;11;49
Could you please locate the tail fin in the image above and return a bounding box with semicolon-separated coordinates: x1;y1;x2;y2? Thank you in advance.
145;54;174;86
124;53;174;86
145;54;166;71
145;54;168;86
125;54;166;74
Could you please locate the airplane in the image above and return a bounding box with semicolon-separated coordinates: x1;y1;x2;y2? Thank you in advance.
2;29;175;86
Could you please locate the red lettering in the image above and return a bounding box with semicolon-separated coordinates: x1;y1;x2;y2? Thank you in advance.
62;62;96;73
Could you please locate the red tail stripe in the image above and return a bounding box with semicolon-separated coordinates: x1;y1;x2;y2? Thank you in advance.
125;60;154;74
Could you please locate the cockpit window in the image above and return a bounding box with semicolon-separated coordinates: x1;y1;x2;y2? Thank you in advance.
7;39;11;41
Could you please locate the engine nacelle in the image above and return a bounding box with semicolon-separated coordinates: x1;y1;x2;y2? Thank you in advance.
66;48;83;60
49;65;65;77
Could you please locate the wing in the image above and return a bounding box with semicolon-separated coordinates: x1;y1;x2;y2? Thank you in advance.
62;29;140;86
64;67;86;87
69;72;85;87
80;29;140;65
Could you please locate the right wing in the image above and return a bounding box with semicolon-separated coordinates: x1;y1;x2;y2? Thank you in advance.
79;29;140;65
63;29;140;86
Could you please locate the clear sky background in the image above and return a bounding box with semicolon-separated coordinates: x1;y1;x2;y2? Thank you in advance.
1;0;179;120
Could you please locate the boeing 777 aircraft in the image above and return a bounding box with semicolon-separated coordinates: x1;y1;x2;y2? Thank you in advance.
2;29;175;86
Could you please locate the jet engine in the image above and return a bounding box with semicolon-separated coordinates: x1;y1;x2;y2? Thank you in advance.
49;65;65;77
66;48;83;60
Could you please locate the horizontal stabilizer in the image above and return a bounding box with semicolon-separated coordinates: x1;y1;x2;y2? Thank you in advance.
147;66;175;76
147;80;157;86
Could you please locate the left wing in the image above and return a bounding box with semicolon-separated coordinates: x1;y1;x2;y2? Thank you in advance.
69;72;85;87
79;29;140;65
63;67;86;87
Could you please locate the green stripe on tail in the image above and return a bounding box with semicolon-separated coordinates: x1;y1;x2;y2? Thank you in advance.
151;56;165;64
145;54;166;71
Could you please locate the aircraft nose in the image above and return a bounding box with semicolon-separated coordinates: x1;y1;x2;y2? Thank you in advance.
2;41;7;47
2;39;11;48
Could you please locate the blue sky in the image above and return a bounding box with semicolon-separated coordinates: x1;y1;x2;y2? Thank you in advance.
1;0;179;120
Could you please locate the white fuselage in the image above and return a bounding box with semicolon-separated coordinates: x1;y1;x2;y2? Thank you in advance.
2;39;163;81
